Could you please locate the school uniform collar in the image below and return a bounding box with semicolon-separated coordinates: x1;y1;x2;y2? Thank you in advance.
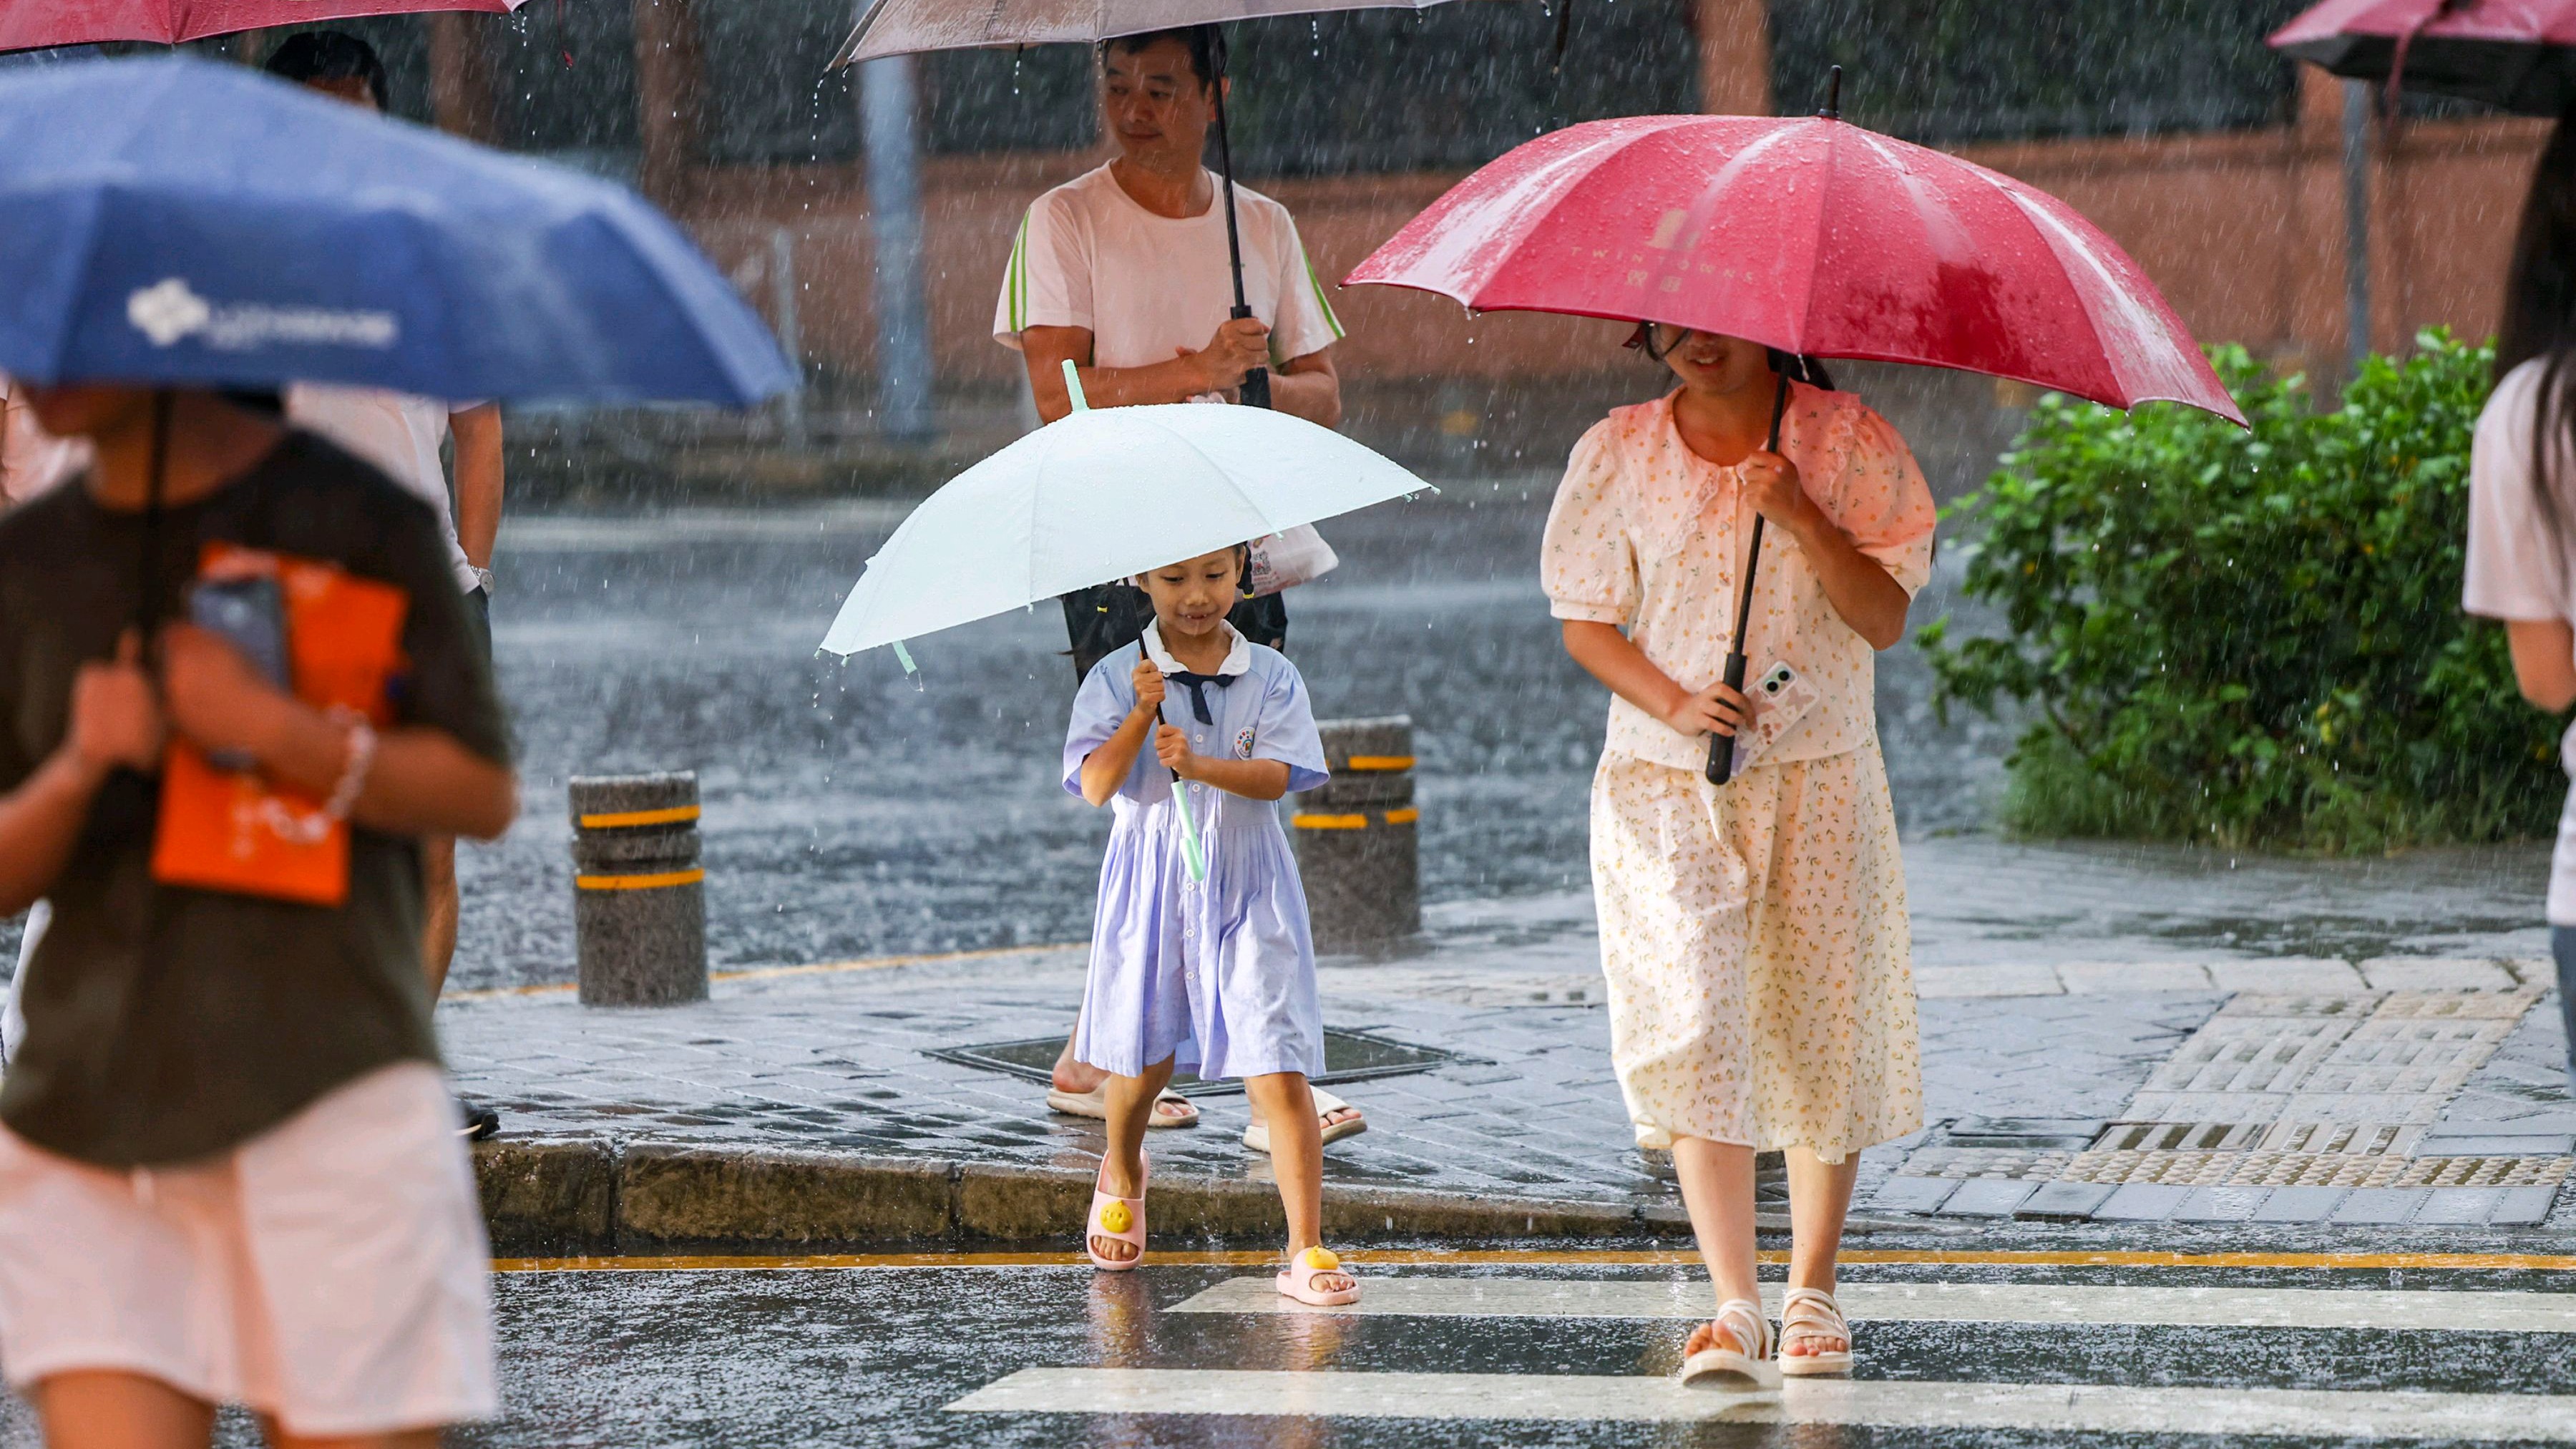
1141;619;1252;678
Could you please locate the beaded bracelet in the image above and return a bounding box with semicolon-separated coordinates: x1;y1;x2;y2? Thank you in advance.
323;707;377;822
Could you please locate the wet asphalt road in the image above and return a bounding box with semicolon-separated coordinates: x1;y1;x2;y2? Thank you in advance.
466;1257;2576;1448
11;1254;2547;1448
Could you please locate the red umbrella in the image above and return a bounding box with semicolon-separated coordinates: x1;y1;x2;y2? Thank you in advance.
1345;81;2242;783
0;0;522;51
2272;0;2576;116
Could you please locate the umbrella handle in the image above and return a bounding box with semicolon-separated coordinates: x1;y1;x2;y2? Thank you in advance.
1703;368;1793;786
1157;695;1209;882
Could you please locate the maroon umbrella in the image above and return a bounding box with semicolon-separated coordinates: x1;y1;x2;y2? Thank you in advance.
2271;0;2576;115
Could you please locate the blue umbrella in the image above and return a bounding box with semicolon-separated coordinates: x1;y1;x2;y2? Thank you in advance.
0;56;792;405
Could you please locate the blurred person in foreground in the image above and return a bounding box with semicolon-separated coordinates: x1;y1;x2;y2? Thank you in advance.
0;374;87;1069
993;24;1362;1150
0;383;514;1445
266;30;511;1140
2464;101;2576;1093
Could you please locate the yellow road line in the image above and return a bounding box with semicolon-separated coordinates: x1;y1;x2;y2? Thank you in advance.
577;804;701;829
574;868;705;891
1343;755;1415;771
441;941;1085;1002
493;1246;2576;1274
1385;807;1420;824
1292;813;1368;830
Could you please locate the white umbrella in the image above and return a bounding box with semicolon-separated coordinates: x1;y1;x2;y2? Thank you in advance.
817;364;1430;658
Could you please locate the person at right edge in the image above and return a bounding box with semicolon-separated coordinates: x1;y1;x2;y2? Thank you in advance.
995;24;1362;1151
2464;102;2576;1100
1543;326;1933;1391
0;384;514;1445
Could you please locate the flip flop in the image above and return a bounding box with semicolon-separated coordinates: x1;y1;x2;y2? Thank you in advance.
1241;1087;1367;1154
1048;1083;1199;1128
1084;1151;1148;1272
1274;1246;1360;1307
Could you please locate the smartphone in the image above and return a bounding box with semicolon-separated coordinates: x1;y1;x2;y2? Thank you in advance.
1735;660;1819;772
188;575;290;770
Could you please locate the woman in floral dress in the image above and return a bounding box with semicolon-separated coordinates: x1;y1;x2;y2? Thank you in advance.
1543;326;1934;1390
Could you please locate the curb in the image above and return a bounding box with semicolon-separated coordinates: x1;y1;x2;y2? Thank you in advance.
474;1138;1858;1254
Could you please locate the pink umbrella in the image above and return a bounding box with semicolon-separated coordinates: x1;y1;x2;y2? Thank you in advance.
1345;84;2241;782
1345;109;2240;424
1;0;522;51
2272;0;2576;116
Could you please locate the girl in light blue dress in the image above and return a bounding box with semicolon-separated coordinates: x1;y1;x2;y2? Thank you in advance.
1062;544;1357;1305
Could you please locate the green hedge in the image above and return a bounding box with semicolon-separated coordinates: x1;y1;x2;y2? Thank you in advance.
1918;332;2565;852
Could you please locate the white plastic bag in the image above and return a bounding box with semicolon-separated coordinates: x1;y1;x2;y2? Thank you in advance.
1248;525;1338;596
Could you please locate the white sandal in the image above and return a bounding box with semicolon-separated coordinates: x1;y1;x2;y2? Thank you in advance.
1241;1087;1367;1153
1777;1286;1854;1377
1677;1298;1782;1392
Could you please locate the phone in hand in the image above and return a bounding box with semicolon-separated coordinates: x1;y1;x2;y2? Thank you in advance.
187;575;289;770
1734;660;1819;772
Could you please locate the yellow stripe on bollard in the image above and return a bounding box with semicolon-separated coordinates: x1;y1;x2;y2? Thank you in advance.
578;804;703;829
1292;813;1369;830
1385;808;1420;824
575;868;706;891
1343;755;1415;771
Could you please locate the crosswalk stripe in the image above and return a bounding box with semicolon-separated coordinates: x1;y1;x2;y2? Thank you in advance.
947;1368;2576;1438
1170;1276;2576;1335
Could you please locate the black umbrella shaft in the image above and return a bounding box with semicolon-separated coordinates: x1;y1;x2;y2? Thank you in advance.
1706;368;1793;785
1208;42;1270;410
138;389;173;638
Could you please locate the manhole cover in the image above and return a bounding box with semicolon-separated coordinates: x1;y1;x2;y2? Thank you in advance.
925;1028;1479;1098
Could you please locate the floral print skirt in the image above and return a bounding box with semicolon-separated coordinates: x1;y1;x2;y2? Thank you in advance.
1589;747;1921;1161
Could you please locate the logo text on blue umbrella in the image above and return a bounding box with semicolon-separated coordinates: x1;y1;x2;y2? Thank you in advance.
126;278;399;352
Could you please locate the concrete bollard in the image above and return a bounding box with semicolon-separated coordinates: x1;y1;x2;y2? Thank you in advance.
569;772;707;1006
1290;716;1421;952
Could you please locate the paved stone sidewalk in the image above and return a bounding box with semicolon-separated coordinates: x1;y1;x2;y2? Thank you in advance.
445;884;2576;1239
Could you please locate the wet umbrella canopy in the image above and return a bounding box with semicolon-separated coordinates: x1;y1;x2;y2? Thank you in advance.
0;0;525;51
2272;0;2576;115
1347;79;2240;783
0;57;792;404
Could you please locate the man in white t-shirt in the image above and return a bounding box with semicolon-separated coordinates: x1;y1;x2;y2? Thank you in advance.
995;26;1365;1149
270;31;510;1140
996;24;1346;681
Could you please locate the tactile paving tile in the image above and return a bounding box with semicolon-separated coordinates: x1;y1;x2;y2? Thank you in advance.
2391;1156;2570;1189
1893;1147;2075;1181
2215;993;2381;1020
1889;983;2569;1207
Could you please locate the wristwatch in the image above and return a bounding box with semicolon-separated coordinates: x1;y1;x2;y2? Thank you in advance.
470;565;496;595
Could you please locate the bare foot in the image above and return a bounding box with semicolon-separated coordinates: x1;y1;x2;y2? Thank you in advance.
1684;1317;1758;1359
1052;1043;1108;1096
1285;1247;1353;1294
1089;1229;1140;1264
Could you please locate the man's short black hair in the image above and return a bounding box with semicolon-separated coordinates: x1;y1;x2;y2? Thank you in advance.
1101;25;1220;89
264;29;389;111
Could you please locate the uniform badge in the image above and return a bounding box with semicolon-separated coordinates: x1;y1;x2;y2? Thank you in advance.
1233;727;1257;760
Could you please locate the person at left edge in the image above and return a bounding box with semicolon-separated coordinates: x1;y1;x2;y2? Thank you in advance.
268;30;509;1143
0;384;514;1448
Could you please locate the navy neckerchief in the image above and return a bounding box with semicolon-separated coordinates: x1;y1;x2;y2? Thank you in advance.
1164;670;1236;726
